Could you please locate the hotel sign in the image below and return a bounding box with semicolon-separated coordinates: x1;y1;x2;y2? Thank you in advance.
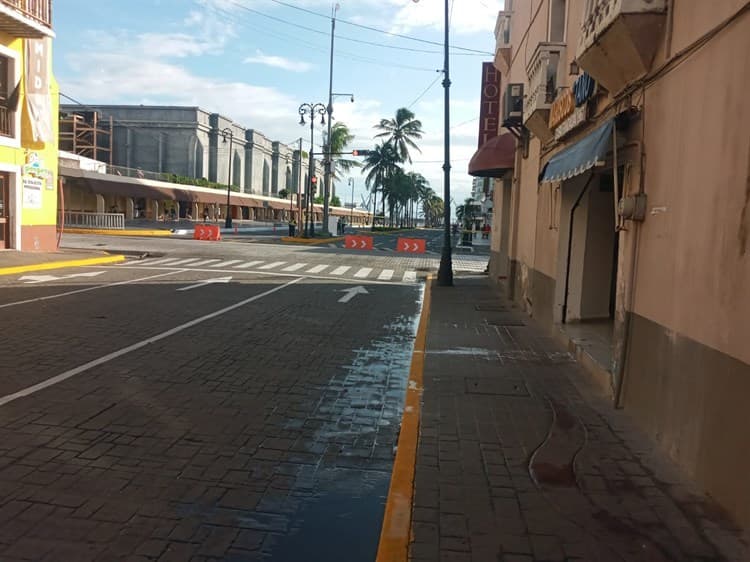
478;62;501;148
549;72;596;140
549;89;575;130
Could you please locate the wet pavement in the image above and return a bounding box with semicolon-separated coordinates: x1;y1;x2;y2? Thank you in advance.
0;251;423;561
409;277;750;561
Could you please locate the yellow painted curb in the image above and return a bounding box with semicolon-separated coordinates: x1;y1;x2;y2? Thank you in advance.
280;236;344;245
376;275;432;562
0;254;126;276
62;228;173;237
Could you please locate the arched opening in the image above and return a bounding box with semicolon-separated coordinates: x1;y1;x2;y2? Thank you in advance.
285;166;292;191
233;151;242;189
194;138;204;179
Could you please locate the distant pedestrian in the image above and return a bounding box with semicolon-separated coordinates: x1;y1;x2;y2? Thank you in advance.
289;218;297;237
203;208;209;222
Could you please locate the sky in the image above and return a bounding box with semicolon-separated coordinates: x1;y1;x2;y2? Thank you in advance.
53;0;502;210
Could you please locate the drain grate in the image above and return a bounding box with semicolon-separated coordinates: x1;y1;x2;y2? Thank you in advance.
465;377;530;396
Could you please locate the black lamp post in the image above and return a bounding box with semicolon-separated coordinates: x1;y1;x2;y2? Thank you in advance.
221;127;233;229
414;0;452;285
299;102;326;238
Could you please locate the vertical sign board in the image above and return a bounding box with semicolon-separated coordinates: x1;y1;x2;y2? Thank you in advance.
478;62;502;148
25;39;53;143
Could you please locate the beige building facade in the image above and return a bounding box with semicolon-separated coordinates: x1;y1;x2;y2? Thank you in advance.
474;0;750;529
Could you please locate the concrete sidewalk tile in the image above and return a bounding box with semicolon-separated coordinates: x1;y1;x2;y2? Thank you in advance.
410;277;750;562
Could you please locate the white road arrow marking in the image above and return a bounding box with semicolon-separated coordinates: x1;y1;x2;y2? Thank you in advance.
18;271;105;284
338;285;369;303
177;277;232;292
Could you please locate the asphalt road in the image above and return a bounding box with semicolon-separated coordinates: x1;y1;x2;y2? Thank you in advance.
0;234;444;561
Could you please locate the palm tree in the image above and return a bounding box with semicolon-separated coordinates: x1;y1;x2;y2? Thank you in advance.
361;142;401;229
422;193;443;227
408;172;429;228
374;108;424;164
325;122;358;182
456;197;479;229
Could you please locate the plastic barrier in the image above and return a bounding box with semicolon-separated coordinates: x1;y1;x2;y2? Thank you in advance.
193;224;222;241
397;237;426;253
344;235;373;250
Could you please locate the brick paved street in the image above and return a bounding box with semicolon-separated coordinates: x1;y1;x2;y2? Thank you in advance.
0;248;423;561
410;277;750;562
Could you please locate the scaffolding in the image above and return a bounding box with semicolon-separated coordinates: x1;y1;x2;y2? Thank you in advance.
59;110;113;165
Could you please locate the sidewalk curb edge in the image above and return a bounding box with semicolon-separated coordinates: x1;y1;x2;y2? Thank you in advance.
376;275;432;562
0;254;126;276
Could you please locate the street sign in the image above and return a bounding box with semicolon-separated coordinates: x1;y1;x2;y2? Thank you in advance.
344;235;373;250
338;285;369;303
397;238;426;254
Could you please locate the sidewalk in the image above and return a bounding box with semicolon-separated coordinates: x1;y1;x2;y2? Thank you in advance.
408;277;748;561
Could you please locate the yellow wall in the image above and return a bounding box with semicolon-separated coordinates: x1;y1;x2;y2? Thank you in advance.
0;31;58;249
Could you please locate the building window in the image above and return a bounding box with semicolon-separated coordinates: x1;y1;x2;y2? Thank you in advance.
0;56;14;138
549;0;567;43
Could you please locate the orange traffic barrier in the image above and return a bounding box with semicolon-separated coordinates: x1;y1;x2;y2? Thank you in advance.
344;235;373;250
397;238;426;253
193;224;221;241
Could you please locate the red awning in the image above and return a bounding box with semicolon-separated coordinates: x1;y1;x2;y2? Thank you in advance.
468;133;516;177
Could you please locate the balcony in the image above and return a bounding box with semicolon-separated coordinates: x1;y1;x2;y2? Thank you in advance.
0;0;53;38
493;10;512;74
523;42;565;143
576;0;666;94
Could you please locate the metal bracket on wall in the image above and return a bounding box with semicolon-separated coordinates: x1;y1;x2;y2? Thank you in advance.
503;122;530;159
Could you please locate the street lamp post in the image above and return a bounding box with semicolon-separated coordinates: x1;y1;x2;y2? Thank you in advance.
299;102;326;238
221;127;234;229
348;177;354;227
414;0;453;286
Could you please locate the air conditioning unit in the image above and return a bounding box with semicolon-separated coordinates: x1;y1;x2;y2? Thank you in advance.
503;83;524;126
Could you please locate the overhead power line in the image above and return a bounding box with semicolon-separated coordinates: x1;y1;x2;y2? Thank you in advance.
409;73;442;108
243;0;493;55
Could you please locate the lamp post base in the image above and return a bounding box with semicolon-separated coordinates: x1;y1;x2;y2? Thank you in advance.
225;217;232;229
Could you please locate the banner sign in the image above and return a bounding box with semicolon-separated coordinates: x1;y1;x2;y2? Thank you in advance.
478;62;501;148
25;39;53;143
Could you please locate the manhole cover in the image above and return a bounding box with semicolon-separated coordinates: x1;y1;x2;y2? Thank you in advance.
465;377;530;396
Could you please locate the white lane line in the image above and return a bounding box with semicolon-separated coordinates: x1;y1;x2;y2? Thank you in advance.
282;263;307;272
377;269;394;281
0;270;185;309
0;277;303;408
188;259;221;267
236;261;264;269
259;261;285;270
354;267;373;279
167;258;203;266
330;266;350;276
307;264;329;274
210;260;242;268
402;271;417;283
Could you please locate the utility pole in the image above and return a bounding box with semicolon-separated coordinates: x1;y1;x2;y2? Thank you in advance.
322;3;339;237
437;0;453;286
297;137;303;230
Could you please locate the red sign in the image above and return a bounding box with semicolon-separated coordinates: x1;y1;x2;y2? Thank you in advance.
478;62;501;148
193;224;221;241
344;235;373;250
397;238;426;254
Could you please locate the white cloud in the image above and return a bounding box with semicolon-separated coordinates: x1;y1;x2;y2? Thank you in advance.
244;50;313;72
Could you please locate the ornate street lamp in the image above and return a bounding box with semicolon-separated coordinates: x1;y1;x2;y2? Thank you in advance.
221;127;233;229
299;102;326;238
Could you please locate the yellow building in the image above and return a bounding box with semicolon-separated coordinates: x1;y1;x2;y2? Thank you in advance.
0;0;57;251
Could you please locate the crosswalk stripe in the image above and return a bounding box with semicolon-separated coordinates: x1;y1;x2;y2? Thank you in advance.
307;264;329;273
378;269;394;281
330;266;350;275
282;263;307;272
137;257;183;266
189;259;221;267
236;261;264;269
259;261;285;270
210;260;242;268
354;267;373;278
402;271;417;283
167;258;202;266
